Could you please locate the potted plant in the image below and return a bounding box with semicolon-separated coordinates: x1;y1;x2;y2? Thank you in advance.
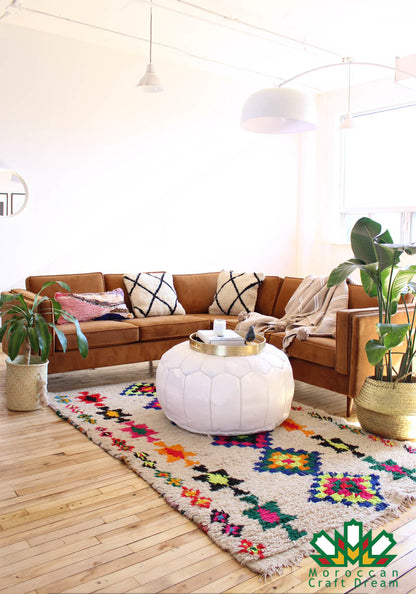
0;281;88;411
328;217;416;439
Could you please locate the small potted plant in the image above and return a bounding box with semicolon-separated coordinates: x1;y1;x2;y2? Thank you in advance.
328;217;416;439
0;281;88;411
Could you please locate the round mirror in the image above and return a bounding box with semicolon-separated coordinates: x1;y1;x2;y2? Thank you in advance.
0;169;29;217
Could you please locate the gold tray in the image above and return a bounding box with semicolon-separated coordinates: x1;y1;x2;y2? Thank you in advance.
189;331;265;357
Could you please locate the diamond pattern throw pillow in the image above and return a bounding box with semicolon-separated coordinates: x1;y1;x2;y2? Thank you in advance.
123;272;185;318
208;270;265;316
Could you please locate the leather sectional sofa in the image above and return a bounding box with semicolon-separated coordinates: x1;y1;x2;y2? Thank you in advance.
2;271;393;416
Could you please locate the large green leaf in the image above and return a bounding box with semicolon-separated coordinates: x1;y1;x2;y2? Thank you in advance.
60;311;89;358
49;298;63;324
350;218;382;264
360;264;380;298
381;242;416;255
32;281;71;315
7;320;27;360
1;294;30;320
389;266;416;303
377;323;410;349
38;280;71;294
327;260;360;287
376;229;395;244
34;314;52;362
31;294;50;315
53;326;68;353
6;304;31;320
0;319;11;341
28;327;40;354
374;244;400;272
365;339;387;365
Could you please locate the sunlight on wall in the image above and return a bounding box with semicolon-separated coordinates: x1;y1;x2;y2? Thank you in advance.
0;23;299;291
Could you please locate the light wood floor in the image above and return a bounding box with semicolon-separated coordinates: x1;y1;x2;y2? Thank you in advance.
1;350;415;594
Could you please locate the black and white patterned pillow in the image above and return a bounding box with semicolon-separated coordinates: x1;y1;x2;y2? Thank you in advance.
123;272;185;318
208;270;265;316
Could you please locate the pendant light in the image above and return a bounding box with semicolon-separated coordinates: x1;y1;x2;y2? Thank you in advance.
137;1;163;93
241;87;318;134
241;60;416;134
340;59;354;130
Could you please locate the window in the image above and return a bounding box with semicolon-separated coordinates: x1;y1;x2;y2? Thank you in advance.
340;103;416;243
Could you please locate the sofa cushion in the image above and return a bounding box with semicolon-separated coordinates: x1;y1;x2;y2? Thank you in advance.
127;314;210;342
55;288;133;323
208;271;265;315
255;276;283;315
104;274;132;309
55;320;139;351
348;283;378;309
173;272;219;314
272;277;303;318
268;332;336;368
26;272;105;300
124;272;185;318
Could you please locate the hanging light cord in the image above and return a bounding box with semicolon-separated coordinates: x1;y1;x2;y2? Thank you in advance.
149;4;153;64
347;60;351;114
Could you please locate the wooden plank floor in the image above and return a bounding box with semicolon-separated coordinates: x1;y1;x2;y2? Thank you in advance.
1;350;415;594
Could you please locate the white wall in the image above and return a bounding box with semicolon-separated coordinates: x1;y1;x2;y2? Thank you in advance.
0;23;300;292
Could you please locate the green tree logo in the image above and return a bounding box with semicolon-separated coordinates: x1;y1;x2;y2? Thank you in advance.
310;519;396;567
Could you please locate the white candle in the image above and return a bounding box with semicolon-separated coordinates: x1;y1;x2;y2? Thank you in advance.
213;319;226;337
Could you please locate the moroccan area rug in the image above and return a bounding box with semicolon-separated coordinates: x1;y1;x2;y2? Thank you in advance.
48;381;416;576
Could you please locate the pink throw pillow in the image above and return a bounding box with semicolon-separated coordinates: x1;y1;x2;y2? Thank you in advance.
55;288;133;324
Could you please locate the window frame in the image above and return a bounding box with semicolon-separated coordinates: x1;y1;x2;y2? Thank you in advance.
339;102;416;244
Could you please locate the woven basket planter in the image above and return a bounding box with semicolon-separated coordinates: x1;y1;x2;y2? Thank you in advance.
355;377;416;441
6;356;49;411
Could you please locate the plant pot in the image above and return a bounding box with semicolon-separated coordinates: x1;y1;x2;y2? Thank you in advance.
355;377;416;441
5;355;49;411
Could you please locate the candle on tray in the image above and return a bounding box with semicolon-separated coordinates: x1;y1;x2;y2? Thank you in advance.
213;319;226;337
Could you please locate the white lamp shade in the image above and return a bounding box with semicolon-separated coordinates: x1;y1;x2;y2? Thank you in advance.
137;63;163;93
241;87;318;134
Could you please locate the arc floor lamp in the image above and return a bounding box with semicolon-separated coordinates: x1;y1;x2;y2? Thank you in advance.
241;58;416;134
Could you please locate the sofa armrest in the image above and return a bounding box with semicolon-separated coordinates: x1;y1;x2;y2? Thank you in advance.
6;288;36;305
336;305;414;398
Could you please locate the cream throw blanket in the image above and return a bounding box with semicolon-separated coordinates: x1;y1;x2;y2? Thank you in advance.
235;275;349;351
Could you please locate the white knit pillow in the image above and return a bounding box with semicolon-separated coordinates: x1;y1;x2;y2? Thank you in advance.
123;272;185;318
208;270;265;316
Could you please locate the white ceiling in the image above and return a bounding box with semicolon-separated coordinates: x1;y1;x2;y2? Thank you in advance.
2;0;416;91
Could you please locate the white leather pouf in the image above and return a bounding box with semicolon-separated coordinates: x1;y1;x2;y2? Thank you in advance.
155;341;294;435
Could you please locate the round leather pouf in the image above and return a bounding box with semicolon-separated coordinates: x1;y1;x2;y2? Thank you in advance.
156;341;294;435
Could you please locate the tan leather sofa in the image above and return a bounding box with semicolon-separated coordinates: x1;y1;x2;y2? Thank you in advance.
2;271;399;416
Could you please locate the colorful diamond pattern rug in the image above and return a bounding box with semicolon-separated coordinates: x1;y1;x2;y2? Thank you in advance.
48;382;416;576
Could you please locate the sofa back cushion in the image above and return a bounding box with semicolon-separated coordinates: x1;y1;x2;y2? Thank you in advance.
26;272;105;300
348;283;378;309
255;276;283;316
107;272;282;316
272;277;303;318
105;274;132;309
173;272;219;314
